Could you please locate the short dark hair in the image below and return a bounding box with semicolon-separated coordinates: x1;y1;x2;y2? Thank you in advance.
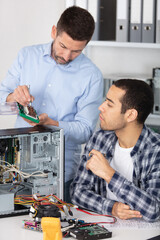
113;79;154;124
56;6;95;43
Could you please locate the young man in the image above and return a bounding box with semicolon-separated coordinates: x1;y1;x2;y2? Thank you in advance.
70;79;160;222
0;6;103;201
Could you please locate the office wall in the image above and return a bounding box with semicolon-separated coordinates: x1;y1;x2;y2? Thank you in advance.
0;0;65;129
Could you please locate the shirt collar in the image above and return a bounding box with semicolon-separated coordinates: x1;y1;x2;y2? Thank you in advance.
131;125;148;156
105;125;147;158
43;42;52;57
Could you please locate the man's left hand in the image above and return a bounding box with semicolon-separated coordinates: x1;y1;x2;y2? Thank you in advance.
86;149;115;183
23;113;59;127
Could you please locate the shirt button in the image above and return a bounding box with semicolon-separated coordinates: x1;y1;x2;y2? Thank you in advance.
42;103;46;106
48;84;51;87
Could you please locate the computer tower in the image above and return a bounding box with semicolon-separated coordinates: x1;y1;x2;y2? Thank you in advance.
0;125;64;217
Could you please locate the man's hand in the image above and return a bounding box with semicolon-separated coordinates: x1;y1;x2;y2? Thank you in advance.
23;113;59;127
112;202;142;220
7;85;34;106
86;149;115;183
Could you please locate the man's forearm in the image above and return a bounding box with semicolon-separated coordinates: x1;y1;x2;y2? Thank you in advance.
108;172;160;222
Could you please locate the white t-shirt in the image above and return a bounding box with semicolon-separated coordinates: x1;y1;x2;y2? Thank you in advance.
106;140;133;201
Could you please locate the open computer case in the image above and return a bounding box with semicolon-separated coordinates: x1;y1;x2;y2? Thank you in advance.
0;125;64;217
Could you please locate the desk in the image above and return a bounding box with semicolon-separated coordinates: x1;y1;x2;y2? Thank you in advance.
0;208;159;240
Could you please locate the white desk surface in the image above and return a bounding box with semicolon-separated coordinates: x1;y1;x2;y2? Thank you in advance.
0;208;159;240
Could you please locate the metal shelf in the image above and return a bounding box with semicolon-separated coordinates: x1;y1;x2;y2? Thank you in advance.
88;41;160;49
146;114;160;126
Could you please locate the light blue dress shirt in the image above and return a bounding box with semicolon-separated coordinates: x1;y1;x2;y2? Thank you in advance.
0;42;103;182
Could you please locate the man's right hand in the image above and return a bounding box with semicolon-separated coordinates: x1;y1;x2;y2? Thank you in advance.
6;85;34;106
112;202;142;220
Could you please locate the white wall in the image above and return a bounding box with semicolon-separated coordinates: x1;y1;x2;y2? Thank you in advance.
0;0;65;129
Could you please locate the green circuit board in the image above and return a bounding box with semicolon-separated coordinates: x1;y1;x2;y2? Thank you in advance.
17;103;39;123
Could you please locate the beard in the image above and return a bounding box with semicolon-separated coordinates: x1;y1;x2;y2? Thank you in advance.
51;44;71;65
54;55;71;65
